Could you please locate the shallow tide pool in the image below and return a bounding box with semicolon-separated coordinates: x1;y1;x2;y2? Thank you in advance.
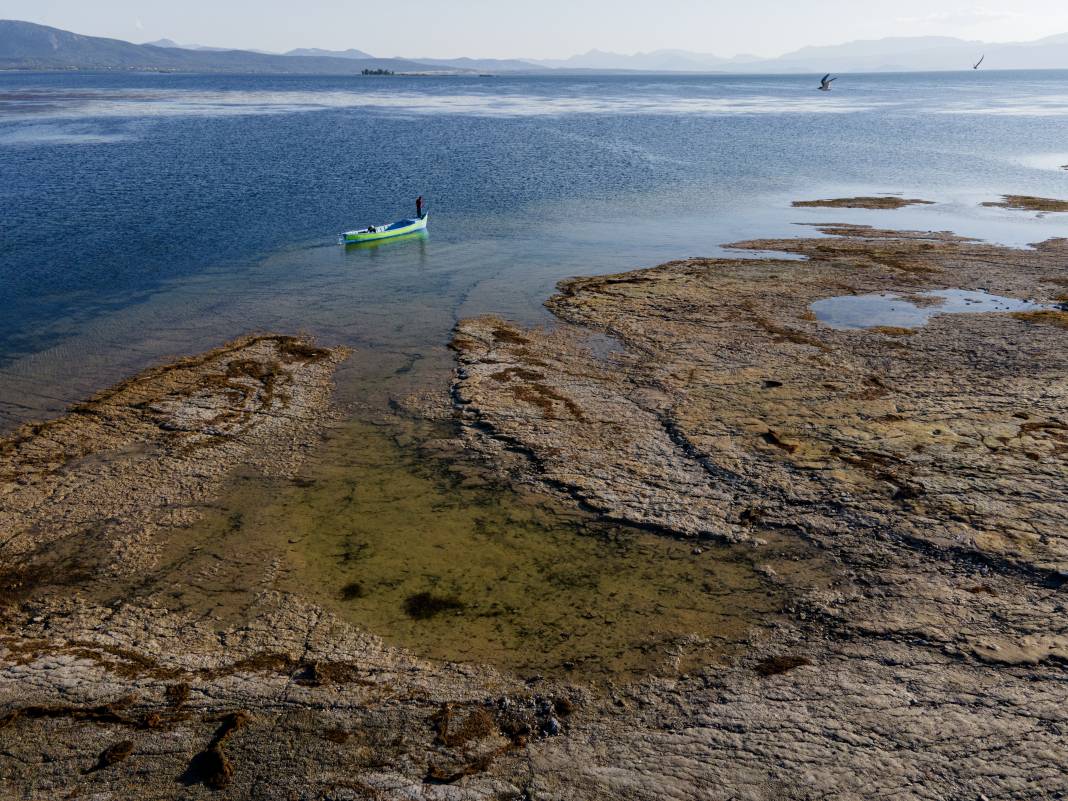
810;288;1054;330
141;416;799;681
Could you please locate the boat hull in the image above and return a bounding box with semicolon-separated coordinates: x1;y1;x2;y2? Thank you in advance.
340;214;428;244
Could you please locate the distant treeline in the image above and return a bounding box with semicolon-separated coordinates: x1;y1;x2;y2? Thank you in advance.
361;68;394;75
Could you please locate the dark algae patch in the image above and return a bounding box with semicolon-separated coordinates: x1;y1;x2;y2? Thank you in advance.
404;591;465;620
754;655;811;676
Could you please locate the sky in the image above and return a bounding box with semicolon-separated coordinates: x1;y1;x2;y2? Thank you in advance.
6;0;1068;59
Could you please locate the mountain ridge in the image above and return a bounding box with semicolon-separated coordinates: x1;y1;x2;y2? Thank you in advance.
4;20;1068;74
0;21;459;74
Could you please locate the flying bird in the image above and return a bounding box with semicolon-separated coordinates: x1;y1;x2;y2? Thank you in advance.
818;74;837;91
973;54;985;70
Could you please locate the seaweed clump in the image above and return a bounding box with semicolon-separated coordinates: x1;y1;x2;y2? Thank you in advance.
182;711;247;790
340;581;365;601
404;592;465;620
754;655;811;676
84;740;134;774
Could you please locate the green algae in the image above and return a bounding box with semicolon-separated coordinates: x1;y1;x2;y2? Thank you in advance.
147;417;784;680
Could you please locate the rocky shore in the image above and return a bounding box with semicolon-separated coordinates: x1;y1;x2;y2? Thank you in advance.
792;196;934;209
2;222;1067;799
451;224;1068;797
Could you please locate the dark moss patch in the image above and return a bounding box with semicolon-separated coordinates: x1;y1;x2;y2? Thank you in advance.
760;430;798;454
0;557;94;607
425;752;499;785
182;711;247;791
340;581;365;601
294;660;371;687
492;326;529;346
84;740;134;773
490;367;546;383
0;697;135;730
274;338;332;362
510;382;587;421
226;652;296;675
404;591;465;620
165;683;190;708
754;655;811;676
323;728;351;744
1012;310;1068;329
552;697;575;717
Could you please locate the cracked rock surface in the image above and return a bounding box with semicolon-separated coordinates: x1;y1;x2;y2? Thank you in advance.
451;225;1068;798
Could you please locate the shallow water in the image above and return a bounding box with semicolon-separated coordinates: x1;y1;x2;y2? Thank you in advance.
4;72;1068;426
811;288;1053;330
141;417;795;680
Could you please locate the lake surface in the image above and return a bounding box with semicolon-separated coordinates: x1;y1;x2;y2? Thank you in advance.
3;70;1068;426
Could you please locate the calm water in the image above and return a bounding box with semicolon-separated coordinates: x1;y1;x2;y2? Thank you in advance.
3;71;1068;425
812;289;1055;329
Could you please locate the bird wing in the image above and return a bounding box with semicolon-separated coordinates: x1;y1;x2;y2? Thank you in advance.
821;73;831;83
975;54;985;68
828;76;838;83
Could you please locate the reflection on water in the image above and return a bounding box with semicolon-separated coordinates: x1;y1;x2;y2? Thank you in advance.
0;86;882;124
144;417;789;680
341;230;430;251
811;288;1053;330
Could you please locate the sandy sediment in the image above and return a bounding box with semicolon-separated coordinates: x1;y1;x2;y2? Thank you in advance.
792;196;934;209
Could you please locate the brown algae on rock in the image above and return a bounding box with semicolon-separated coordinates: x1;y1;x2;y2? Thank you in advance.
792;196;934;209
982;195;1068;212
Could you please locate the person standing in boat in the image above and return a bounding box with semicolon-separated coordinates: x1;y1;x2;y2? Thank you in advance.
416;195;424;218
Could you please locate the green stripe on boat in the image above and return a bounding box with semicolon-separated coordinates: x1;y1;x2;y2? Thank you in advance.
339;214;429;244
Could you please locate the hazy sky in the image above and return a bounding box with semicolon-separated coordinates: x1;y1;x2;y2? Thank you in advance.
8;0;1068;58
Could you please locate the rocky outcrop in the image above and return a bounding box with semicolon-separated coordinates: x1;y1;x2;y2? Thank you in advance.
981;195;1068;212
451;225;1068;797
792;196;934;209
0;334;347;582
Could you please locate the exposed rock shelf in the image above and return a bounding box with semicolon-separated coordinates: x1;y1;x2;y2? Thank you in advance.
451;224;1068;797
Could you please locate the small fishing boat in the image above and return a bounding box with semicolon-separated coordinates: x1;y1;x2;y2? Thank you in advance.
339;214;428;245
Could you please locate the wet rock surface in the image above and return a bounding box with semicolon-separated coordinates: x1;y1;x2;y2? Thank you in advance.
981;194;1068;212
792;196;934;209
452;224;1068;797
0;334;347;583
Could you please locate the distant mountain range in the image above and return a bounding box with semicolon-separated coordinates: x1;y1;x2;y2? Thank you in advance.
284;47;375;60
4;20;1068;75
0;21;441;74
